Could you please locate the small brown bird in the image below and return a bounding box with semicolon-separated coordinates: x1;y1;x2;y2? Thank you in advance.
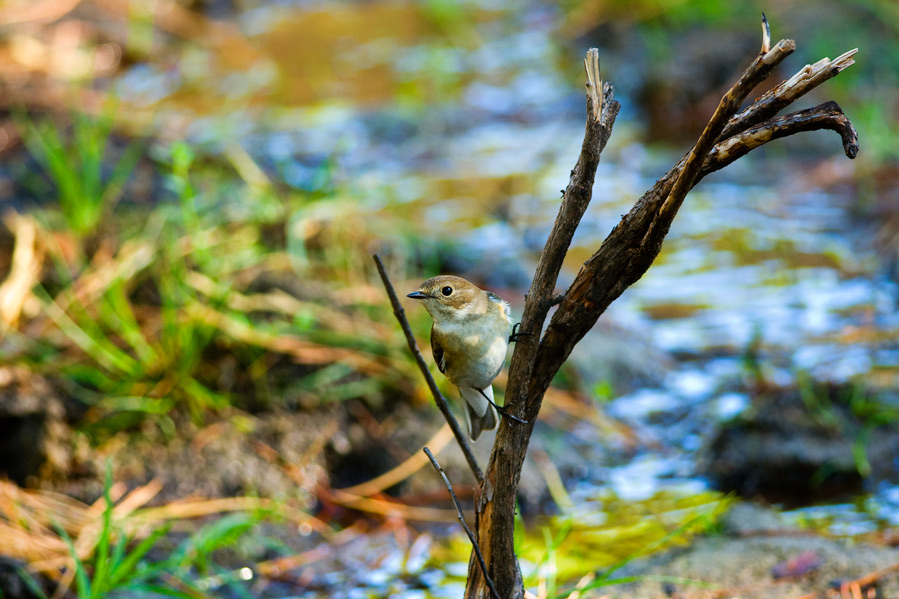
407;275;512;440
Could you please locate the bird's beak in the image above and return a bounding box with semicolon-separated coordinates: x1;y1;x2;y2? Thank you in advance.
406;290;430;300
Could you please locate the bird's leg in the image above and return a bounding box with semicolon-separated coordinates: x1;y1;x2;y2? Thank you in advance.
476;388;528;424
509;322;533;343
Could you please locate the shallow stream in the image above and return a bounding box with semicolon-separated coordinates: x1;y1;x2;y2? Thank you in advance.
53;0;899;595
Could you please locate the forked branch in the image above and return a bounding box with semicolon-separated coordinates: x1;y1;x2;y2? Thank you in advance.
466;16;859;599
530;30;859;401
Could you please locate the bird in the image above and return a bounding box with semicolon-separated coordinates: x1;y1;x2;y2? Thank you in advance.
407;275;513;440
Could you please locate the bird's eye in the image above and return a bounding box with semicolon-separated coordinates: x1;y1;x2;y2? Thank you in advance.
441;286;453;296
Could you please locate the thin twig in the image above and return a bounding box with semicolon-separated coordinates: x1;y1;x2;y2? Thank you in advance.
373;254;484;484
424;447;500;599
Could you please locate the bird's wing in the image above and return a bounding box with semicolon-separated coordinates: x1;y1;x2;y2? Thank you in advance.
430;323;447;375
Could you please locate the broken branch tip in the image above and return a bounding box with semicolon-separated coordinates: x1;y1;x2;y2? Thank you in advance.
761;12;771;54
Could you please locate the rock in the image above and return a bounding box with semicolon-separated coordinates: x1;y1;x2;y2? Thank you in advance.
567;323;674;395
719;501;794;536
699;383;899;503
94;408;339;505
616;530;899;599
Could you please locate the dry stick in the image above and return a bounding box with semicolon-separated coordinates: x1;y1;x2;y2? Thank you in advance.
792;560;899;599
506;49;620;424
473;17;859;599
424;447;500;599
462;51;620;599
372;253;484;484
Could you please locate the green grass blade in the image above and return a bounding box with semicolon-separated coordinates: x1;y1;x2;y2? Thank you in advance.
19;119;85;229
135;583;210;599
107;532;130;583
34;286;140;376
91;463;116;597
107;524;172;589
55;520;91;599
99;280;159;367
15;565;50;599
171;513;256;572
102;137;145;208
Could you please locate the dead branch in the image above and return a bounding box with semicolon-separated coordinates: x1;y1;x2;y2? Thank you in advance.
464;16;859;599
658;36;796;223
373;254;484;484
792;559;899;599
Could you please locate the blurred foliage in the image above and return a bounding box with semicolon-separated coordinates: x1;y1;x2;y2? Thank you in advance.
0;111;437;442
16;103;143;238
518;490;728;585
796;373;899;479
434;488;728;595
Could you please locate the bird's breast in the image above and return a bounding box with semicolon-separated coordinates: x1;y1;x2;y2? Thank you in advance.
433;317;509;388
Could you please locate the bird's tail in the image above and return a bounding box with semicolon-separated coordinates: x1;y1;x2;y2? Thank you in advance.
460;385;499;441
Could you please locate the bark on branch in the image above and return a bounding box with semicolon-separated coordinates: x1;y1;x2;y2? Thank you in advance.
464;18;858;599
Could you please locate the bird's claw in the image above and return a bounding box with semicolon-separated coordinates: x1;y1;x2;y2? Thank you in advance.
476;387;528;424
509;322;532;343
495;404;528;424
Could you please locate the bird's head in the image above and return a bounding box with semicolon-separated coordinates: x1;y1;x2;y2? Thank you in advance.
407;275;486;321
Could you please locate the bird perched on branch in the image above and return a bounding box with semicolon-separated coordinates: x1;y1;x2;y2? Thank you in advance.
407;275;520;440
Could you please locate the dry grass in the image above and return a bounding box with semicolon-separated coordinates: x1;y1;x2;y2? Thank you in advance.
0;478;327;592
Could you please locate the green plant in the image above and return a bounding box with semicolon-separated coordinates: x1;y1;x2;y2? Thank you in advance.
20;464;270;599
551;512;720;599
30;144;234;433
797;373;841;431
7;124;423;435
17;100;143;237
51;466;189;599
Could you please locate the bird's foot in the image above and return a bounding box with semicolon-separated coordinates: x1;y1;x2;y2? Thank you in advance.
476;388;528;424
496;404;528;424
509;322;533;343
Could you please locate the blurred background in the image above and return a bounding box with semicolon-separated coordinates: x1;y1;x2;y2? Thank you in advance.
1;0;898;598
